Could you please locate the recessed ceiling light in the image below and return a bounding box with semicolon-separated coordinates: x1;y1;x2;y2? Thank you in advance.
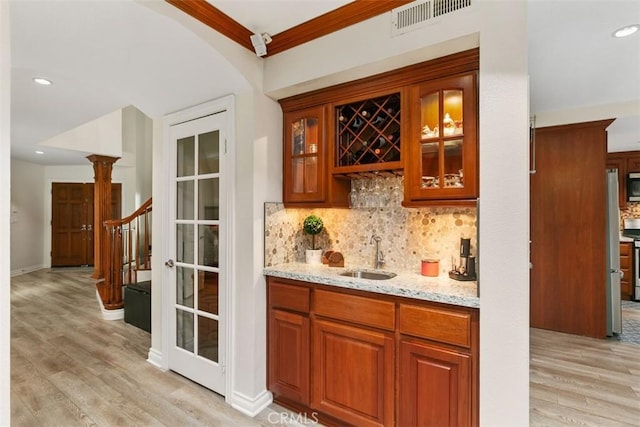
32;77;52;85
613;24;639;38
35;150;44;154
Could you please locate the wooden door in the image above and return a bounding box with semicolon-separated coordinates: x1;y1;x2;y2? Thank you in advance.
51;183;93;267
51;183;121;267
268;308;310;404
530;120;613;338
399;338;471;427
312;318;394;427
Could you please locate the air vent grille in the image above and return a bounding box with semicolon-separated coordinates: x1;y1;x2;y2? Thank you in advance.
391;0;472;36
434;0;472;17
395;1;432;31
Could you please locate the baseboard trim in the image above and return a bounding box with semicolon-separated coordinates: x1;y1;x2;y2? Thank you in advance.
10;265;45;277
230;389;273;418
147;347;166;370
95;289;124;321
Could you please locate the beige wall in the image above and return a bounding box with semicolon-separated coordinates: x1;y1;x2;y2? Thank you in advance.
1;0;10;421
10;160;45;274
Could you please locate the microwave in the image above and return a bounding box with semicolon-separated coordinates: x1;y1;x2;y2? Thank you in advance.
628;173;640;201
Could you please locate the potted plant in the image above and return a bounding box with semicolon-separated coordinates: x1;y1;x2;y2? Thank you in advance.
303;214;324;264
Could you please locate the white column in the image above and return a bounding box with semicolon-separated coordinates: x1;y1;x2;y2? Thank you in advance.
0;0;11;423
478;0;530;425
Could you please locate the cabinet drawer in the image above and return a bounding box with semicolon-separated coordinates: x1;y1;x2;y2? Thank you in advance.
399;304;471;348
269;280;310;313
620;243;631;256
621;257;631;269
314;289;395;331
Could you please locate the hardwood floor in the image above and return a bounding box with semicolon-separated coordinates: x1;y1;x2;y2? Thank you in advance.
10;269;640;426
10;269;296;427
530;325;640;426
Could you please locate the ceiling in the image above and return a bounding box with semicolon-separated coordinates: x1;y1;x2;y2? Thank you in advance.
8;0;640;165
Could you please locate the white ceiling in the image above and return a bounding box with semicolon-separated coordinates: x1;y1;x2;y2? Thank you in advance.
8;0;640;165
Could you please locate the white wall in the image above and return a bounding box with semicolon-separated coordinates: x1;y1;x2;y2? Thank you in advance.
135;108;153;204
477;1;529;424
0;0;10;423
40;109;123;158
10;159;45;274
122;105;153;206
264;8;480;99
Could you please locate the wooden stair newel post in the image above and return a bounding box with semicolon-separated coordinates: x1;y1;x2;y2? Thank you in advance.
87;155;119;282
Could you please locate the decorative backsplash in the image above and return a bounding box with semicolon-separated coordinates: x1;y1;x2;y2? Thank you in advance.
621;202;640;227
264;179;478;275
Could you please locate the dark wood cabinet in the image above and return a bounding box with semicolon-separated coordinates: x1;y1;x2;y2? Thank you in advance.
626;157;640;173
399;338;471;427
333;91;403;174
279;48;479;207
405;73;478;205
283;106;327;205
267;280;310;405
268;309;310;404
620;242;633;301
312;319;394;427
531;120;614;338
266;276;479;426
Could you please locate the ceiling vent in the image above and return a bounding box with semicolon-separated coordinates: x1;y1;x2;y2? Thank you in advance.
391;0;472;36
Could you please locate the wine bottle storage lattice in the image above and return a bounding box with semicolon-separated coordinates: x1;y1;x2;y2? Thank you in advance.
336;93;401;167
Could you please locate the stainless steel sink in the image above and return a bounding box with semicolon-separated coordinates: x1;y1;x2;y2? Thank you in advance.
339;270;396;280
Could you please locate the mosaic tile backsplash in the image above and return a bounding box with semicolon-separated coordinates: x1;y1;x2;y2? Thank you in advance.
264;180;477;275
621;202;640;228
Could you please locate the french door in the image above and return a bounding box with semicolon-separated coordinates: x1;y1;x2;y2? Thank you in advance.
168;111;227;394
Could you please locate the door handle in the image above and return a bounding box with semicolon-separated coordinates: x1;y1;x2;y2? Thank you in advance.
87;224;92;231
165;259;175;268
80;224;86;231
610;268;624;278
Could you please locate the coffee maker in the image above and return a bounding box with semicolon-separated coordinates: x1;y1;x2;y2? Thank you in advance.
448;237;477;281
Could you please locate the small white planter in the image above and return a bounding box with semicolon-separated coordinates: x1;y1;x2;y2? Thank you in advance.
305;249;323;265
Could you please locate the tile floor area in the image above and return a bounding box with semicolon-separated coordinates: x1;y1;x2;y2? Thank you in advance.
619;300;640;345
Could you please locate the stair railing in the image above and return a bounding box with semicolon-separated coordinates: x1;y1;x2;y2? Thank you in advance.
96;198;152;310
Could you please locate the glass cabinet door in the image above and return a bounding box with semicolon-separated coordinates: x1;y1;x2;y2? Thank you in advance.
408;73;477;202
284;106;326;204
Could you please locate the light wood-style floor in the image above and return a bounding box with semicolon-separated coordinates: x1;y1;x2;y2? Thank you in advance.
530;313;640;426
10;269;640;426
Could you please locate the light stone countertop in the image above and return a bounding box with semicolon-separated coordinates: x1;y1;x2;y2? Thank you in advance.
263;262;480;308
620;234;634;243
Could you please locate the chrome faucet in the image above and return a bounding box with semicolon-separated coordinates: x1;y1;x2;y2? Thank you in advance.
370;235;385;269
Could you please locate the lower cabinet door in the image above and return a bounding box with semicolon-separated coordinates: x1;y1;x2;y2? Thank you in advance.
399;339;471;427
312;319;394;427
268;309;310;404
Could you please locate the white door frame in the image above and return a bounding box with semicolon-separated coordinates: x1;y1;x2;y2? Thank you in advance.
161;95;235;400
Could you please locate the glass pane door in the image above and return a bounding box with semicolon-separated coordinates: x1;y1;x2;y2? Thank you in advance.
169;111;226;395
175;130;220;362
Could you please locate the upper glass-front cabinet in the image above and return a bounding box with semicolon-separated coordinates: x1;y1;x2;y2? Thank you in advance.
406;73;477;203
283;106;326;204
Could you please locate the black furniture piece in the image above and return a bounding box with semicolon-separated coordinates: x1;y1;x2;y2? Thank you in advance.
124;281;151;332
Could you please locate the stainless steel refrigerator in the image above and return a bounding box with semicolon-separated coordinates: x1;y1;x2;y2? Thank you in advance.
606;169;622;336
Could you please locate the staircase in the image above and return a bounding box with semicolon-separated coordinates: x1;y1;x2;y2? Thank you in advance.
96;198;152;319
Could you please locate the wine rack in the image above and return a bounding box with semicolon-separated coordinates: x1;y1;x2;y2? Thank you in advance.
335;93;401;168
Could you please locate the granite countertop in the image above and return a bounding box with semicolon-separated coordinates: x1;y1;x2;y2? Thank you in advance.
620;234;634;243
263;262;479;308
